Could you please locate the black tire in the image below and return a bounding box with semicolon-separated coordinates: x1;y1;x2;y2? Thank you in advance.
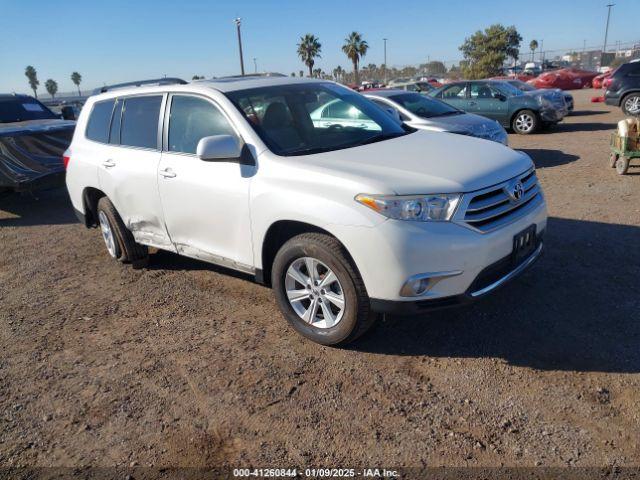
511;109;539;135
609;152;619;168
621;93;640;116
271;233;378;346
616;156;630;175
96;197;148;264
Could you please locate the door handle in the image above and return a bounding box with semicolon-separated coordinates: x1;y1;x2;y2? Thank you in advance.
102;159;116;168
159;168;176;178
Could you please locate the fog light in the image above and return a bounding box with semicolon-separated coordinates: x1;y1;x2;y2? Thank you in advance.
399;271;463;297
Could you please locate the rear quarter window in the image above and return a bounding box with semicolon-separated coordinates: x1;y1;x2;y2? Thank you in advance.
85;100;115;143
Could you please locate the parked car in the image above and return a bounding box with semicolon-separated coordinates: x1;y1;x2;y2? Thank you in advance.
364;90;508;145
605;61;640;116
66;76;547;346
0;93;75;192
390;81;434;94
527;68;598;90
504;79;574;112
592;69;613;89
430;80;567;134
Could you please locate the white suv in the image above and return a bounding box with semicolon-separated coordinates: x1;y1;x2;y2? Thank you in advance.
65;76;547;345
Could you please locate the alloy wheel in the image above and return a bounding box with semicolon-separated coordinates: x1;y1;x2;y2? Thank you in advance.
624;96;640;115
515;113;535;133
98;210;117;258
284;257;345;329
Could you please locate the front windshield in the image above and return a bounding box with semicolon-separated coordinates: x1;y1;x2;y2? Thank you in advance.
509;80;535;92
389;92;460;118
494;82;524;97
0;97;58;123
225;83;410;156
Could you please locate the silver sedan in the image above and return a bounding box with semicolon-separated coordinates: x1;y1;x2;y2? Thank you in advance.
365;90;509;145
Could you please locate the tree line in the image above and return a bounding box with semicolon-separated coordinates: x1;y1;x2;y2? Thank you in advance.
24;66;83;99
24;23;535;96
293;25;534;84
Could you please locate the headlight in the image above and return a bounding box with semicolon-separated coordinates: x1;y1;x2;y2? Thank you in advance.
537;96;551;107
355;193;461;221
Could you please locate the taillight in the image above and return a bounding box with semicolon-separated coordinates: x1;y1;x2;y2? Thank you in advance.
62;155;71;169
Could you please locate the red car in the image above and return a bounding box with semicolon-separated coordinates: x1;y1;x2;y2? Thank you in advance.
593;69;613;89
527;68;599;90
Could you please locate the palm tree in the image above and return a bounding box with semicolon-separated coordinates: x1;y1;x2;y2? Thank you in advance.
45;79;58;99
24;65;39;98
342;32;368;85
529;40;539;62
297;34;322;77
71;72;82;96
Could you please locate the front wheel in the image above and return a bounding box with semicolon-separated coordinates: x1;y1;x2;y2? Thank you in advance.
616;156;630;175
271;233;377;346
512;110;539;134
621;93;640;116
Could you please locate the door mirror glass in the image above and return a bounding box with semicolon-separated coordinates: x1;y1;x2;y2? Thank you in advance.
197;135;242;161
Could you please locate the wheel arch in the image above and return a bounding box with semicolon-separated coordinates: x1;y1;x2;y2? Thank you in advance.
82;187;106;228
259;220;358;287
620;90;640;108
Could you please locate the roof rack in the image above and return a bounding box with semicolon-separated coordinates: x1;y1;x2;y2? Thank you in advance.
215;72;287;80
93;77;187;94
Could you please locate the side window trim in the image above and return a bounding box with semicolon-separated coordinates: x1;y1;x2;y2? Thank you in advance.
162;92;241;156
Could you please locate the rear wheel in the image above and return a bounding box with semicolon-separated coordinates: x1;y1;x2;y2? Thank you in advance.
621;93;640;116
512;110;538;134
271;233;377;346
96;197;148;265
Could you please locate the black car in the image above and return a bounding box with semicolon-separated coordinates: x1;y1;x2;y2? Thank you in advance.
605;60;640;116
0;94;75;192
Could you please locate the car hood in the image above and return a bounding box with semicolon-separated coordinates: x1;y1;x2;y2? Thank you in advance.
290;130;532;194
0;119;76;137
410;112;501;133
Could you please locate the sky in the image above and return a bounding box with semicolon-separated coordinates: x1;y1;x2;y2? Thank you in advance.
1;0;639;95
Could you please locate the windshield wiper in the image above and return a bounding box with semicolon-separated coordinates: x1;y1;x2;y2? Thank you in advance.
431;110;463;117
353;131;407;147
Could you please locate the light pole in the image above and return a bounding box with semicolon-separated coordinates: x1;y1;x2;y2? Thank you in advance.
253;57;257;74
383;38;388;84
602;4;615;66
234;17;245;76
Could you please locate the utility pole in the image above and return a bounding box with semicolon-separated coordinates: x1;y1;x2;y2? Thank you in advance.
602;4;615;66
253;57;257;74
234;17;245;76
383;38;388;84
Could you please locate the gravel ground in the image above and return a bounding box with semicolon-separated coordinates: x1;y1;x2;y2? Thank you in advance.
1;89;639;473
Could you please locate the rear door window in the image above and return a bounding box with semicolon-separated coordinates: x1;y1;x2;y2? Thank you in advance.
120;96;162;149
86;100;115;143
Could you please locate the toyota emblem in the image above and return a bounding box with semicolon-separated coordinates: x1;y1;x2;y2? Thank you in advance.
507;181;524;202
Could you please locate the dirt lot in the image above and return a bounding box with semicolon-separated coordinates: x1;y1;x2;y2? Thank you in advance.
1;89;639;473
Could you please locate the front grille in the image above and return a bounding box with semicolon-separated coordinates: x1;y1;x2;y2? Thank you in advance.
459;169;543;233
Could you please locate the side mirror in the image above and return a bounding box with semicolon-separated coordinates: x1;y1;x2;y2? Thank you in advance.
61;106;76;120
494;93;507;102
385;107;402;123
197;135;242;161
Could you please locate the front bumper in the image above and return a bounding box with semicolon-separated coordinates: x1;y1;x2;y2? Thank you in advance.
370;240;543;315
539;107;567;122
331;193;547;303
